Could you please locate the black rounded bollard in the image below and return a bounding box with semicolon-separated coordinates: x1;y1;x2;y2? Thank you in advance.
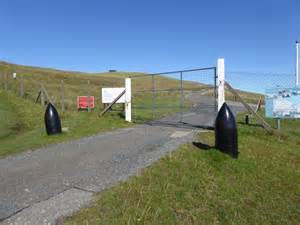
44;103;62;135
215;103;238;158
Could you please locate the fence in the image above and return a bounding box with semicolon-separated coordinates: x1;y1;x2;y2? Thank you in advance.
0;63;297;124
226;71;295;94
130;67;217;126
224;71;296;105
0;71;125;113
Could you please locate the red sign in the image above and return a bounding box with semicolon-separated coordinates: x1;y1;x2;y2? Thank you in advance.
77;96;95;109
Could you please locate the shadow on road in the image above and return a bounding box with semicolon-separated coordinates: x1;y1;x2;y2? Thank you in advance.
192;142;214;151
146;121;214;130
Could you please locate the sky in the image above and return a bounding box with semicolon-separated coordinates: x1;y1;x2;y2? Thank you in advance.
0;0;299;74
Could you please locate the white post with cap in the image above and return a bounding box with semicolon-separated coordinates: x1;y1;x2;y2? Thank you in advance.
125;78;132;122
217;58;225;111
296;40;299;86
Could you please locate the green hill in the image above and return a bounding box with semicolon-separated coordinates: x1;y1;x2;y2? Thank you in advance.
0;61;262;157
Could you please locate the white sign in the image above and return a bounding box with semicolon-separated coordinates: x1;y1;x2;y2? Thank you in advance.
102;88;125;103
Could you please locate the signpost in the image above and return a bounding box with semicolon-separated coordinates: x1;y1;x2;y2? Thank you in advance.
265;87;300;119
77;96;95;110
101;88;126;104
100;78;131;122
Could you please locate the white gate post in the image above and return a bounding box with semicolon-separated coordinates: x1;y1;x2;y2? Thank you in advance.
296;40;299;86
125;78;132;122
217;58;225;111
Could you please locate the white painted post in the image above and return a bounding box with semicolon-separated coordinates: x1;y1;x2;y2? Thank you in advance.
217;58;225;111
296;40;299;86
125;78;132;122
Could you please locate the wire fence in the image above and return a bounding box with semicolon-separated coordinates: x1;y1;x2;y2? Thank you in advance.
226;72;295;94
0;67;297;121
0;71;125;113
130;67;217;123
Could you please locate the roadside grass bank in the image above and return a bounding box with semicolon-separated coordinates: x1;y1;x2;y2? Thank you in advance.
0;88;195;157
63;115;300;225
0;91;129;158
0;62;209;157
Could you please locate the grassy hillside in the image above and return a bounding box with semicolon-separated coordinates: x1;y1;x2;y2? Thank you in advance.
0;62;203;157
0;91;130;157
0;92;23;139
0;61;262;110
64;114;300;225
0;61;208;110
0;61;263;157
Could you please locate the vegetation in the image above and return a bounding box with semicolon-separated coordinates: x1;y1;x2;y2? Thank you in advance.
0;62;203;157
0;91;129;157
63;115;299;225
0;61;262;157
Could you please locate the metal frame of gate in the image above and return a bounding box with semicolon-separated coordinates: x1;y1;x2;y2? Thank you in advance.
130;66;218;125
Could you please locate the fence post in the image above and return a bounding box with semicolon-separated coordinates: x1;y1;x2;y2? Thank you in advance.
87;80;91;112
61;80;65;112
20;75;24;97
0;73;3;90
4;73;8;91
180;72;184;122
217;58;225;111
152;74;155;119
125;78;132;122
40;83;45;105
275;118;281;130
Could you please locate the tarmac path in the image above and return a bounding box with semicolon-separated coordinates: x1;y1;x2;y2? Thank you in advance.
0;95;245;225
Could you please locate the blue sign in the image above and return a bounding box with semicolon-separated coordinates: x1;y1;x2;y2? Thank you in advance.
265;87;300;118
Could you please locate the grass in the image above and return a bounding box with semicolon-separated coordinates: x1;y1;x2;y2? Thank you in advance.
0;61;263;157
0;92;22;139
0;61;192;157
63;114;300;225
0;91;129;157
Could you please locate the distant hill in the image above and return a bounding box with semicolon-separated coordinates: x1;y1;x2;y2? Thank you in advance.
0;61;147;110
0;61;262;111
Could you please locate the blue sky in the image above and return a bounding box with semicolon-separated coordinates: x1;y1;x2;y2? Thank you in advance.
0;0;299;74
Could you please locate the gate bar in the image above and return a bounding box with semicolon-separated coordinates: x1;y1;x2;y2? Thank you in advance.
130;67;216;78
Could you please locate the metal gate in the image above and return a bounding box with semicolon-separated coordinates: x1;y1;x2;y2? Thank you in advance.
131;67;217;128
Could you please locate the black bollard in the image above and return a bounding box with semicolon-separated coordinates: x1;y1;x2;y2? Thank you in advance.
215;103;238;158
44;103;62;135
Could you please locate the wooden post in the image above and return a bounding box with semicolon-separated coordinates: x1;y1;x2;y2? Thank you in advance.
61;80;65;112
4;73;8;91
41;84;52;103
0;73;4;89
0;73;3;89
275;118;281;130
40;84;45;105
87;80;91;112
225;81;274;134
20;76;24;97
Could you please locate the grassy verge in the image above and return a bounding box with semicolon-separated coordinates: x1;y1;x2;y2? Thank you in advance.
0;92;22;139
63;115;299;225
0;91;129;158
0;88;192;157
